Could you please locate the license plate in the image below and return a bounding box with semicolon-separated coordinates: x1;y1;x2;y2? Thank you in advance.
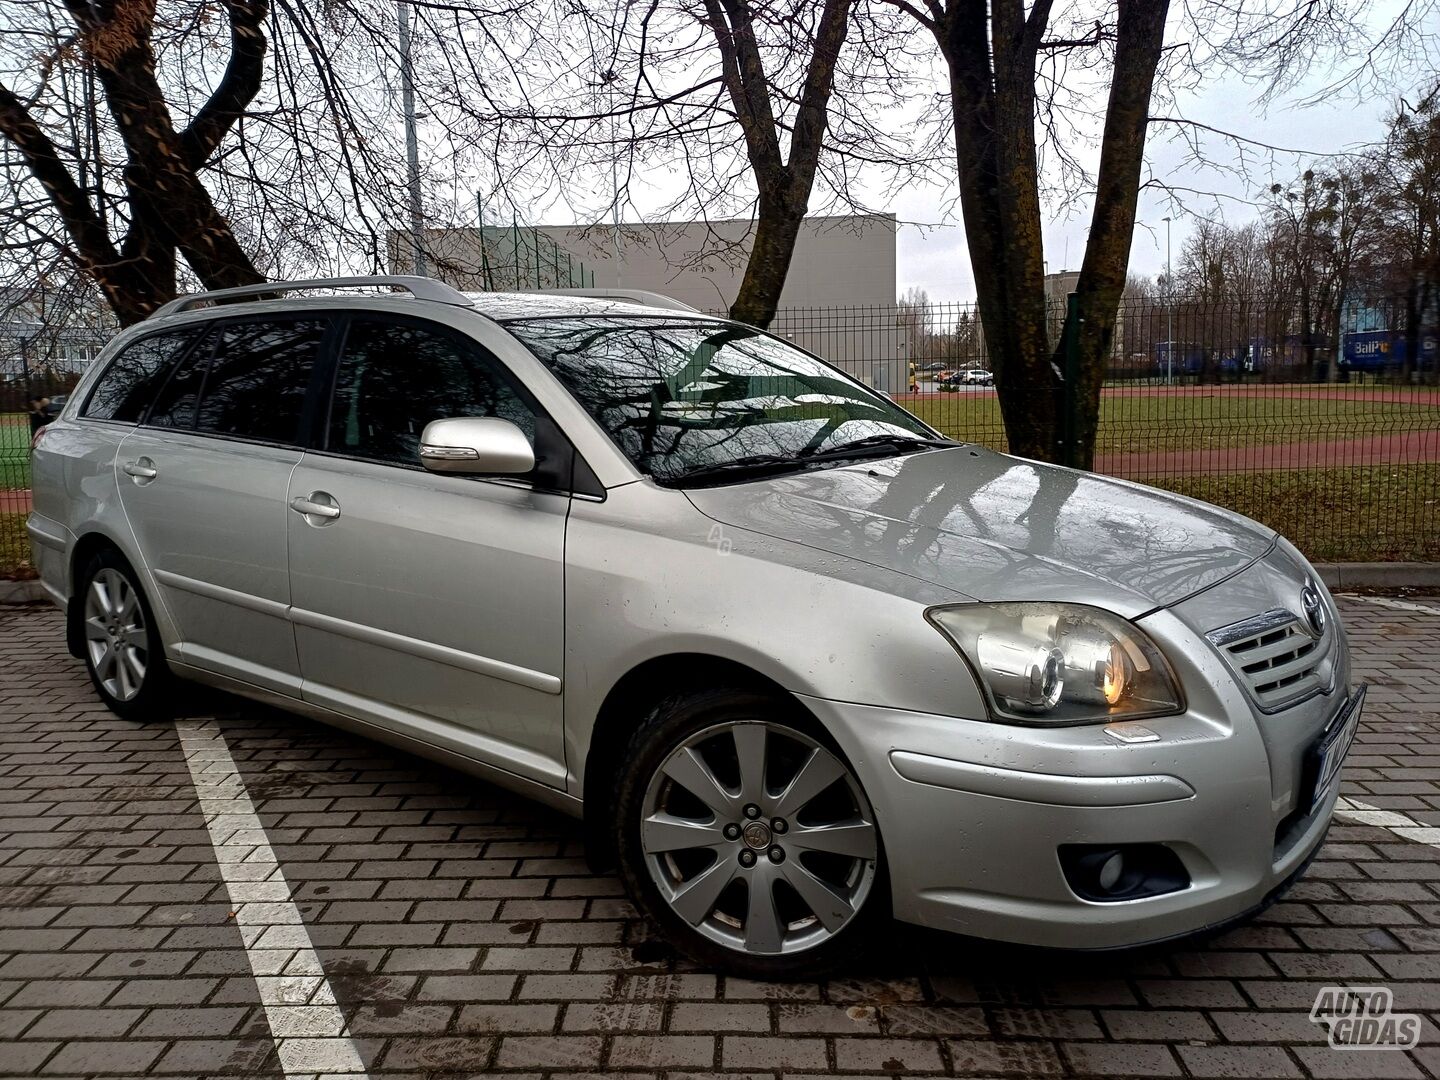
1308;685;1366;812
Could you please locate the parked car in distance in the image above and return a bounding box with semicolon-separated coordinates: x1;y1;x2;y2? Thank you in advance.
43;393;69;417
28;276;1361;978
938;368;993;389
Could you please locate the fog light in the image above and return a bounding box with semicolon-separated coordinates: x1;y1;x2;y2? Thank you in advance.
1059;843;1189;902
1097;851;1125;892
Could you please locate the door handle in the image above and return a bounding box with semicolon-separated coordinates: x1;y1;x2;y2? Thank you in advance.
122;458;157;481
290;493;341;522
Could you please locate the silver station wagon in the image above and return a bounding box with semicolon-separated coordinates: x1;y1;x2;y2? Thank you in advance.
29;276;1363;977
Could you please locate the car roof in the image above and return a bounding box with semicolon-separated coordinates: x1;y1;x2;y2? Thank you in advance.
465;292;715;322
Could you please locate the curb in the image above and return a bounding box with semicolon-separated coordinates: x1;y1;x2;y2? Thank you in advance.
0;580;46;605
1313;563;1440;590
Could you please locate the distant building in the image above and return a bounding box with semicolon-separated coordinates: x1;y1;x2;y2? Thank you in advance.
398;214;906;391
0;289;112;384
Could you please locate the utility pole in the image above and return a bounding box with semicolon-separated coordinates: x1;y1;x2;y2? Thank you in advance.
1163;216;1173;386
476;192;493;291
397;1;426;277
608;68;621;287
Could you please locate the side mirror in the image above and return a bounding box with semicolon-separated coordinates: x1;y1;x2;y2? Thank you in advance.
419;416;535;475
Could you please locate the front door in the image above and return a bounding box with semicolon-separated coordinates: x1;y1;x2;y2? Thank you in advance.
115;316;333;693
286;314;569;787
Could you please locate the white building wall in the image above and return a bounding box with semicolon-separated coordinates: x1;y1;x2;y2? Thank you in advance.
410;214;903;390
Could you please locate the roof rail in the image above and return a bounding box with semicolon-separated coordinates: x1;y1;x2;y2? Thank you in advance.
521;287;702;313
149;275;472;318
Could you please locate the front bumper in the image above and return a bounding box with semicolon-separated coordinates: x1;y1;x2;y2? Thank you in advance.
797;682;1359;950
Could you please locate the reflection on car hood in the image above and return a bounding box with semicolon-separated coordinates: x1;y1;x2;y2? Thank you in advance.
684;446;1277;616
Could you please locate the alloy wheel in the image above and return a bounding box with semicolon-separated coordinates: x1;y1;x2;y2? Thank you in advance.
83;568;149;702
639;720;878;956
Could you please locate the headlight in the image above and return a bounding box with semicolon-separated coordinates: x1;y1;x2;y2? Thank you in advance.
927;603;1183;725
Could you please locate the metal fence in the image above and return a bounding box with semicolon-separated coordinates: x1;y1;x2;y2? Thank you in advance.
768;297;1438;564
1;296;1437;579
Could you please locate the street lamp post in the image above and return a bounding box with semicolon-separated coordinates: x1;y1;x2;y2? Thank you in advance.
397;1;426;277
1163;216;1173;385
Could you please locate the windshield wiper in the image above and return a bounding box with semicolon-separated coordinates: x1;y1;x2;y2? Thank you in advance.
665;454;811;488
800;433;959;460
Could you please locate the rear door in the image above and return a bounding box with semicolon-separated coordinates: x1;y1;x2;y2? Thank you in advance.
115;315;335;694
286;313;569;786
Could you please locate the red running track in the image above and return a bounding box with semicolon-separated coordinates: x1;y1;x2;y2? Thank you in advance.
1096;428;1440;479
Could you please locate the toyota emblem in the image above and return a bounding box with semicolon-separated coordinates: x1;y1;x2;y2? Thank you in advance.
1301;583;1327;637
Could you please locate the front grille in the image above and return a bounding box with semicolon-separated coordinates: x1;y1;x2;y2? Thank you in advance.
1207;609;1328;711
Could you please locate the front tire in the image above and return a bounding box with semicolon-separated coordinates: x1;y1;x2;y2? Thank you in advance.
615;689;885;979
77;549;173;720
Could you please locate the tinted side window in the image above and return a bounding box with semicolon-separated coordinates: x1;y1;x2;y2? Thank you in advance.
327;319;536;466
82;330;196;423
145;330;214;430
194;320;326;444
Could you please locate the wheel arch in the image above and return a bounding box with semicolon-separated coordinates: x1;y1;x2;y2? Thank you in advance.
580;652;811;871
64;530;143;659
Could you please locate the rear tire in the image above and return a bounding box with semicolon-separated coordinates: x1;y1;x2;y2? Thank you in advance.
76;548;174;721
615;688;886;979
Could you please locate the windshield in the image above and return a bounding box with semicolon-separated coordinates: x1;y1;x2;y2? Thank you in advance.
504;316;939;484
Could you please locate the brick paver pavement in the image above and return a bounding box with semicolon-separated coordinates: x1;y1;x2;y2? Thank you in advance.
0;596;1438;1079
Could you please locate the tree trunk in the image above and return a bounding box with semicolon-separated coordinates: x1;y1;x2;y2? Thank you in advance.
1402;284;1420;383
926;0;1168;465
706;0;851;329
1064;0;1170;467
937;1;1056;461
1299;279;1315;377
88;33;264;293
729;197;806;326
1327;270;1348;383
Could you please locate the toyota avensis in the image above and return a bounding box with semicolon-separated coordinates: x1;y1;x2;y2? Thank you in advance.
28;276;1363;978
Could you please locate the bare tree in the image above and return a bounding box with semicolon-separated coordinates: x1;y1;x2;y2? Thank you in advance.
881;0;1435;465
0;0;273;323
0;1;480;325
427;0;936;328
1373;86;1440;382
882;0;1169;464
703;0;849;326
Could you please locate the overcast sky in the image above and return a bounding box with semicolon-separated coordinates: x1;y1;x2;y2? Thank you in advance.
888;4;1418;302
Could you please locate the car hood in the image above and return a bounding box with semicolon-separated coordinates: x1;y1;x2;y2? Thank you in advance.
684;446;1276;617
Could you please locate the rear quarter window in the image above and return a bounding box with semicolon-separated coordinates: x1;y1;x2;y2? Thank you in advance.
81;329;198;423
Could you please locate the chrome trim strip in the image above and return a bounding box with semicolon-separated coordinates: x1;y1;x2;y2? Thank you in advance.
1205;608;1296;648
888;751;1195;807
290;606;562;695
152;568;290;619
1205;604;1337;713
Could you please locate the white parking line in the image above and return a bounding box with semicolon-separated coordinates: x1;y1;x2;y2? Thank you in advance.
1339;593;1440;616
1334;796;1440;850
176;719;371;1078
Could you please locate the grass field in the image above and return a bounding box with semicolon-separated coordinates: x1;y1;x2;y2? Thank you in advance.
1153;464;1439;563
1;415;31;491
903;389;1440;456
